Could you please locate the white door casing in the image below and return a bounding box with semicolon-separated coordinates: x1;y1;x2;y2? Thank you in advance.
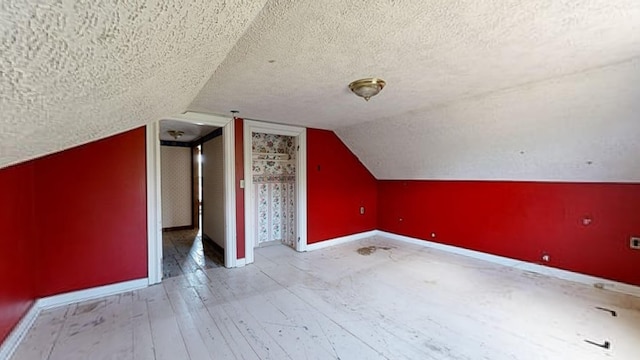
243;120;307;265
147;112;237;285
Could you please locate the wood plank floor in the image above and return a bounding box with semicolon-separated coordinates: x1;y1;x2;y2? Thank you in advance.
162;229;224;279
12;236;640;359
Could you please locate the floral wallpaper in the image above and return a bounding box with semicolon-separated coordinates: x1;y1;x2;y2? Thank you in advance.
252;132;296;181
252;132;296;157
254;182;296;247
252;132;296;248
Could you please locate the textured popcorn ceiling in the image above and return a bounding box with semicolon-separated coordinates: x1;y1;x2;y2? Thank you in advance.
190;0;640;130
0;0;267;168
188;0;640;181
337;58;640;181
3;0;640;181
159;120;218;143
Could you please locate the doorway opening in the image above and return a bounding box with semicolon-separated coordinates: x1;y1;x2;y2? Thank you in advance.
159;120;224;278
147;113;236;285
243;120;307;265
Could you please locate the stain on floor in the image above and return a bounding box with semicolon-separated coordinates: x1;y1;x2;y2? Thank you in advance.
73;300;105;315
357;245;393;255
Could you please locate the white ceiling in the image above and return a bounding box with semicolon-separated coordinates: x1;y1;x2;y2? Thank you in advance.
159;120;218;143
189;0;640;130
3;0;640;181
337;58;640;181
0;0;267;168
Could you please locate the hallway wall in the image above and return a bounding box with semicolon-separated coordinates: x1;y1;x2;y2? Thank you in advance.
202;135;225;248
160;146;193;229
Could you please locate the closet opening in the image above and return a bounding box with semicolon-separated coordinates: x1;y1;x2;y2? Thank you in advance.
251;132;297;249
243;120;307;265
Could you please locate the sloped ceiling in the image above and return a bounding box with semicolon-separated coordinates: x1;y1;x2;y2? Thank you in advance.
0;0;267;168
337;58;640;181
3;0;640;181
190;0;640;130
188;0;640;181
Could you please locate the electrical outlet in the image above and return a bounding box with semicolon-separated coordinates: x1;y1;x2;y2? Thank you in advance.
359;206;365;215
630;237;640;249
542;254;550;262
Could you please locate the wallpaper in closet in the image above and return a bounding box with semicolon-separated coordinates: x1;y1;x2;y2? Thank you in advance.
252;133;296;248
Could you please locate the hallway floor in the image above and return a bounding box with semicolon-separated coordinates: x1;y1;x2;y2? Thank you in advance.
162;228;224;279
12;236;640;359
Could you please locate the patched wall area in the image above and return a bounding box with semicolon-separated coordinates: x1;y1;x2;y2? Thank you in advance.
0;0;267;169
337;59;640;182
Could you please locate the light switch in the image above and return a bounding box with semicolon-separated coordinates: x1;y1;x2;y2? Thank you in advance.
240;179;245;189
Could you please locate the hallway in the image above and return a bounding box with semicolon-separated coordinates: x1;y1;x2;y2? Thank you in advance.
162;229;224;279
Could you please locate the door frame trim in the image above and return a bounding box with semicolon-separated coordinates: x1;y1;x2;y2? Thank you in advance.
147;112;236;285
242;120;307;265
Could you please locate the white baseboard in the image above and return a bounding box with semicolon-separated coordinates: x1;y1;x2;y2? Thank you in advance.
515;262;640;297
0;302;41;360
378;231;523;266
235;258;247;267
378;231;640;298
1;278;149;358
306;230;378;251
3;231;639;358
38;278;148;310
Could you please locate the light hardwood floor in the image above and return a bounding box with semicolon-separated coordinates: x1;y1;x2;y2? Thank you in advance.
162;229;224;279
12;236;640;359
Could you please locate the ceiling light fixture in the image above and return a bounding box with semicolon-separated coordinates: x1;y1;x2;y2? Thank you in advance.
167;130;184;140
349;78;386;101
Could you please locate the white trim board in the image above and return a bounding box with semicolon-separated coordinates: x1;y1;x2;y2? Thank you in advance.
306;230;378;251
377;231;640;298
304;229;640;298
0;278;148;359
38;278;148;310
146;121;163;285
242;120;308;265
222;119;238;268
0;302;40;360
147;112;238;278
236;258;247;268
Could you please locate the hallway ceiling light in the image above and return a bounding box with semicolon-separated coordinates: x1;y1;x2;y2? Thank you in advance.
167;130;184;140
348;78;386;101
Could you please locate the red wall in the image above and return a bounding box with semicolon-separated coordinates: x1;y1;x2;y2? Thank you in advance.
34;128;148;296
5;120;637;344
0;163;37;343
307;129;378;243
1;127;147;342
235;118;246;259
378;180;640;285
235;125;377;248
